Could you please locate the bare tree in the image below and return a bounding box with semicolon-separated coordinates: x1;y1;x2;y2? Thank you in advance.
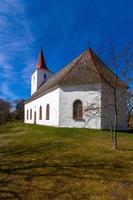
0;98;12;125
83;43;133;149
104;43;133;149
15;99;25;121
127;90;133;128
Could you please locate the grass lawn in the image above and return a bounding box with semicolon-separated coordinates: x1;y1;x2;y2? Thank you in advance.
0;122;133;200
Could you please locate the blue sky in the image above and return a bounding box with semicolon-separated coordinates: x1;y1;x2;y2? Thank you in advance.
0;0;133;100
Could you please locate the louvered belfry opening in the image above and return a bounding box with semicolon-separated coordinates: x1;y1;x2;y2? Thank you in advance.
73;100;83;119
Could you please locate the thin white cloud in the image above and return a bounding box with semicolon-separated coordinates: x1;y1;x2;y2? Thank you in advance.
0;0;34;51
0;83;18;99
0;0;35;99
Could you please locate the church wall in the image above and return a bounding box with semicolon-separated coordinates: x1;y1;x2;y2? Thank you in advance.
117;88;128;130
31;70;37;95
36;70;54;90
24;88;60;126
31;70;54;95
59;83;102;129
101;83;128;130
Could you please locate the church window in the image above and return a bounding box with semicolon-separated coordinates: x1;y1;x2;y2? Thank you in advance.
46;104;50;120
30;109;32;120
39;106;42;120
73;100;83;119
27;110;29;120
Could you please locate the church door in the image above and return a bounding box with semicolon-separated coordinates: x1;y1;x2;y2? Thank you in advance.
34;111;36;124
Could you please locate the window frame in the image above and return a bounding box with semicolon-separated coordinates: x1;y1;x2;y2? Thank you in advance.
30;109;32;120
73;100;83;120
39;106;42;120
27;110;29;120
46;104;50;120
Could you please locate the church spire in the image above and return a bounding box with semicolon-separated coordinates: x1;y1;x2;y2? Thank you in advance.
36;48;49;70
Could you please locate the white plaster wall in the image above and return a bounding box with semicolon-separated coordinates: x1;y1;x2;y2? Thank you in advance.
31;70;54;95
59;84;102;129
116;88;128;130
101;83;128;130
25;88;60;126
25;82;127;130
31;71;37;95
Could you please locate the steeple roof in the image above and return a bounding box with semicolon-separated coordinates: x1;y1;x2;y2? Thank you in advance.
36;48;49;70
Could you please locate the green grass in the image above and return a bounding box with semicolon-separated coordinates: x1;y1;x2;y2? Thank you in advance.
0;122;133;200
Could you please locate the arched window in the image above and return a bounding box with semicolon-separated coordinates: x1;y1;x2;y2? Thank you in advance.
73;100;83;119
46;104;50;120
30;109;32;120
27;110;29;120
39;106;42;120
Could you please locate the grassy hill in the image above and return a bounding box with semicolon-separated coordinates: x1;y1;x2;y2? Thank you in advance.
0;122;133;200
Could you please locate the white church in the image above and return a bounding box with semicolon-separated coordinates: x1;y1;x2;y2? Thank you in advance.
24;48;128;130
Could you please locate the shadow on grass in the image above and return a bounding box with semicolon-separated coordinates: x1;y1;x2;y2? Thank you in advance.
0;159;132;178
127;129;133;134
0;189;22;200
0;154;132;200
118;148;133;151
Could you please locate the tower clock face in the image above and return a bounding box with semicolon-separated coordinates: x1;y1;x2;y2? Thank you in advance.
44;74;46;80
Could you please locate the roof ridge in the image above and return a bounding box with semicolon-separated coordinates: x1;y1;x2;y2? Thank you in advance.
89;49;108;83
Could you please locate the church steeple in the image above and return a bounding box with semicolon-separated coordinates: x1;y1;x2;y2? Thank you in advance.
31;48;54;95
36;48;49;71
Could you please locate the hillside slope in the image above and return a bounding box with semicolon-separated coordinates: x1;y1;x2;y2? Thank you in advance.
0;122;133;200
